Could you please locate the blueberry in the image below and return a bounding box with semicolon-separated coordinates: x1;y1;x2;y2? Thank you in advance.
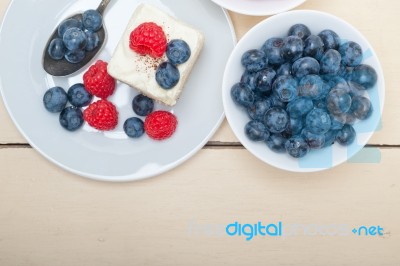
43;86;68;113
339;41;363;67
245;120;270;141
319;81;331;100
330;114;344;130
302;128;325;149
313;99;328;110
331;112;356;125
84;30;100;51
82;9;103;32
63;27;87;51
298;74;325;100
265;133;287;153
349;64;377;89
320;49;342;75
166;39;191;65
247;98;271;121
326;86;352;115
48;38;66;60
241;49;267;72
318;29;341;50
269;94;287;108
350;96;372;120
263;107;289;133
132;94;154;116
322;75;347;88
304;35;324;60
338;65;354;80
305;108;331;134
286;97;314;118
67;83;93;107
286;116;303;135
156;62;180;89
288;24;311;41
59;107;84;131
65;49;86;64
347;81;367;97
281;36;304;62
336;124;356;145
272;75;298;102
323;130;339;147
241;70;257;91
255;67;276;95
231;82;255;108
123;117;145;138
261;37;285;66
291;57;320;78
276;62;292;76
58;18;83;38
285;135;309;158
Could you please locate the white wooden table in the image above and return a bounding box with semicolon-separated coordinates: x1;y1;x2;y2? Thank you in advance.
1;0;399;265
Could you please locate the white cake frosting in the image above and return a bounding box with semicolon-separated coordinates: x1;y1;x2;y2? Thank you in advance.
107;3;205;106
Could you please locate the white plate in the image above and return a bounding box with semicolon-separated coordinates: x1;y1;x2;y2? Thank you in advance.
0;0;236;182
211;0;306;16
222;10;385;172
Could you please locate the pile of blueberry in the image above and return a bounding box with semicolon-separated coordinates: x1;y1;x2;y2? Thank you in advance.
231;24;377;158
47;9;103;63
43;84;93;131
155;39;191;89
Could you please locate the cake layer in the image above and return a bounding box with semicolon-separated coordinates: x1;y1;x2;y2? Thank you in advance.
108;3;205;106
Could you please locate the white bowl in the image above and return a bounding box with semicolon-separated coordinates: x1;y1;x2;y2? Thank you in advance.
222;10;385;172
211;0;306;16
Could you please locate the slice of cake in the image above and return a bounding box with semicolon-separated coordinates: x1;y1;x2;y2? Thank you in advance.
107;3;205;106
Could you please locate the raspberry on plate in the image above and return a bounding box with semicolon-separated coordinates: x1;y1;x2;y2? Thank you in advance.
83;60;115;99
83;99;118;131
129;22;167;58
144;111;178;140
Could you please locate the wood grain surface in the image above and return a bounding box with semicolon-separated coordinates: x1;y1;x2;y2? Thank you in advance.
1;0;399;265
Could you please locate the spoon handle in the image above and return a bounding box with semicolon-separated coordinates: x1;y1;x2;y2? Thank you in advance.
97;0;112;15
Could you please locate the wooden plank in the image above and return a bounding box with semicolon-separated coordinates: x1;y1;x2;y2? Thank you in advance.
0;148;399;265
0;101;26;144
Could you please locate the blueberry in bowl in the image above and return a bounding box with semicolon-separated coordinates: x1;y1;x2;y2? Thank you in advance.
222;10;384;172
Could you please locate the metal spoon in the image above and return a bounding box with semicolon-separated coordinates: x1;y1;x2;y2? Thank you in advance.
42;0;111;76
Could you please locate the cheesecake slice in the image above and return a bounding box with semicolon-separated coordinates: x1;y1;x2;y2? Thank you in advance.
108;3;205;106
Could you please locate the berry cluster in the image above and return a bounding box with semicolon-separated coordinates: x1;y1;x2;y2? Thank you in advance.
43;84;88;131
123;94;178;140
43;58;178;140
43;60;118;131
231;23;377;158
47;9;103;63
129;22;191;90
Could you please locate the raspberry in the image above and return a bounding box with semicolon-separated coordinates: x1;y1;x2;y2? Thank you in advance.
129;22;167;58
83;60;115;99
83;99;118;131
144;111;178;140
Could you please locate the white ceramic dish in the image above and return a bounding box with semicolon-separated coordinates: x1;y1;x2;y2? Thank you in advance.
0;0;236;182
210;0;306;16
222;10;385;172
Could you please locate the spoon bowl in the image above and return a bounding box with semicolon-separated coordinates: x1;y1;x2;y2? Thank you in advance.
42;0;111;76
